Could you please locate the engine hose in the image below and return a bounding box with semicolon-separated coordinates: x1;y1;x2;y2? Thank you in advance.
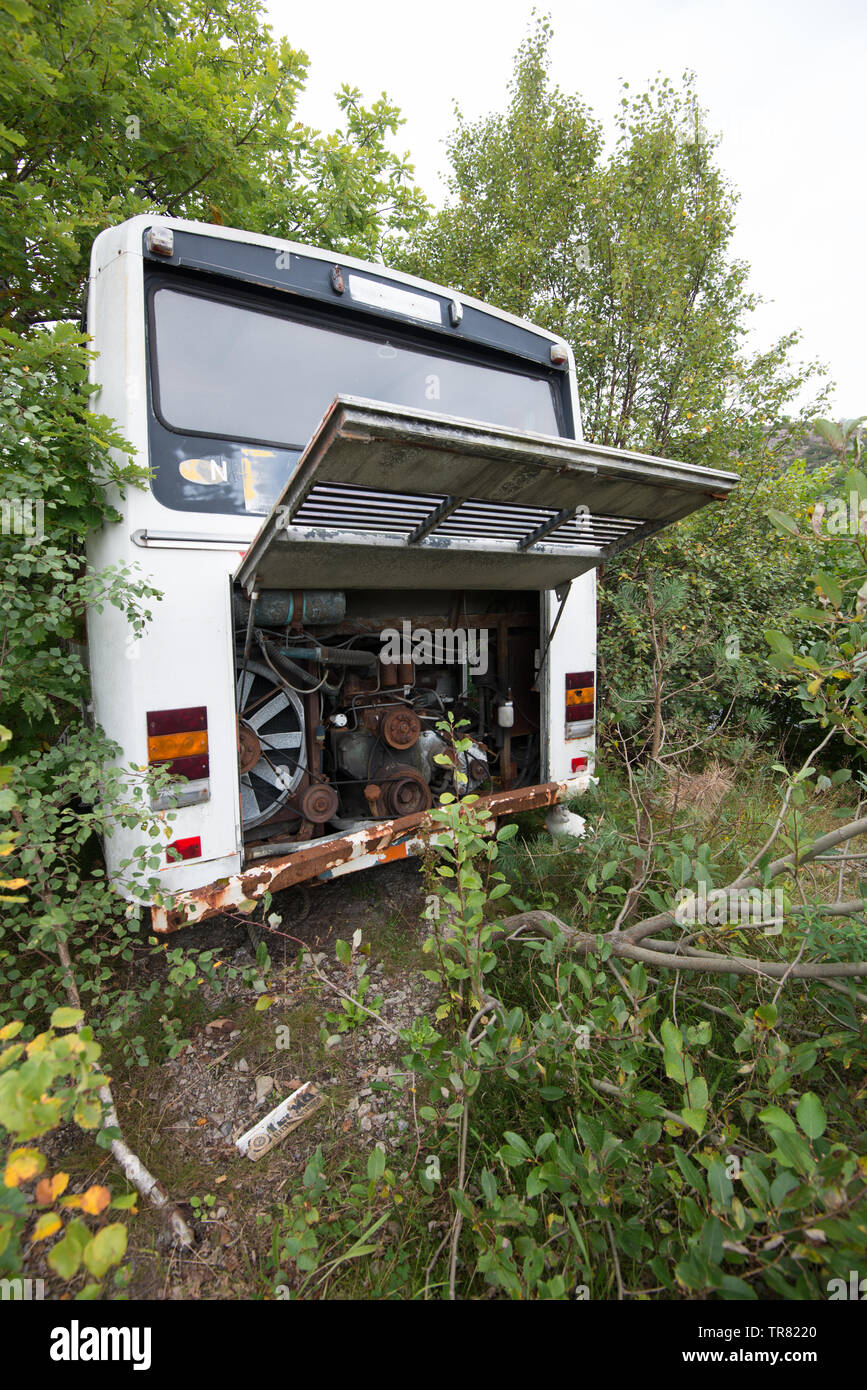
255;631;330;695
282;645;376;669
257;632;323;691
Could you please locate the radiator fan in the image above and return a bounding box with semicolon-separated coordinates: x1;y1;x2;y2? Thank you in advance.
235;658;307;829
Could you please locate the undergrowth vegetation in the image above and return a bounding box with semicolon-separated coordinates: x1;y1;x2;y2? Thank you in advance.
262;734;867;1301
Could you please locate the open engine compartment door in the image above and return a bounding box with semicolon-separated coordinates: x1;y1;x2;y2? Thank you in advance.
235;397;739;593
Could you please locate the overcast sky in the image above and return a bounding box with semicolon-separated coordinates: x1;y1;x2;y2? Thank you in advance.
265;0;865;418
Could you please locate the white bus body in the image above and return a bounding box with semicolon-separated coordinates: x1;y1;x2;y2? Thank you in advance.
85;216;736;932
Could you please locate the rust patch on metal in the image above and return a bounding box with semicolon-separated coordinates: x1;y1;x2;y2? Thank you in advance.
151;778;577;933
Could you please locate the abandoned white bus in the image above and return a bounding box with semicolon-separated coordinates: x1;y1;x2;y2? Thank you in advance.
85;215;737;932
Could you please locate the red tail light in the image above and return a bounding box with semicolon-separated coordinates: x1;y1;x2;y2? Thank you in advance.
565;671;595;728
166;836;202;863
147;706;209;779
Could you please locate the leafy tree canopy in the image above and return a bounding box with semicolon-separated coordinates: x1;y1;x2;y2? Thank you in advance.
0;0;429;329
396;16;833;757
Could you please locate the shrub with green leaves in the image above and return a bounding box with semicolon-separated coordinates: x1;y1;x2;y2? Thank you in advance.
0;1010;134;1296
265;728;866;1299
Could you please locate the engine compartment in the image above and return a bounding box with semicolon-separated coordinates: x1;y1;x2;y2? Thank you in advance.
232;587;541;851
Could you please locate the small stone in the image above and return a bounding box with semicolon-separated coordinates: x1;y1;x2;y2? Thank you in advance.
255;1075;274;1104
325;1034;343;1049
236;1058;249;1073
360;1117;373;1132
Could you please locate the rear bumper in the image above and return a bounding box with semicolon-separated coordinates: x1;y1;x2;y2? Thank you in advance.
150;777;588;933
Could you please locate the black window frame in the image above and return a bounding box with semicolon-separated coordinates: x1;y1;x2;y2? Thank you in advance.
144;267;572;455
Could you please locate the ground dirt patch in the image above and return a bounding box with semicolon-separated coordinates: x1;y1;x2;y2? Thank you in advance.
25;858;437;1301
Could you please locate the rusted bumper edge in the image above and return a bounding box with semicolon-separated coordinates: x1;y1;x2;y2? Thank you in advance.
150;778;586;934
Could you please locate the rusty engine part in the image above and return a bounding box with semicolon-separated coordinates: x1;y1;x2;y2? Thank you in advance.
237;721;262;775
298;782;339;824
381;707;422;750
364;768;432;818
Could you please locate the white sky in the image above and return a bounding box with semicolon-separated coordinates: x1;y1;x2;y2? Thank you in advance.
265;0;866;417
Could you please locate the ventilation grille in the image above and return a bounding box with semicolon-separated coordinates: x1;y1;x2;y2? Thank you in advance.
291;482;644;551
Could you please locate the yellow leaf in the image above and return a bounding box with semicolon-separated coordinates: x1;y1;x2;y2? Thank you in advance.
59;1195;83;1209
0;1020;24;1041
0;877;27;889
32;1211;62;1242
35;1172;68;1204
79;1184;111;1216
4;1147;46;1187
26;1031;49;1056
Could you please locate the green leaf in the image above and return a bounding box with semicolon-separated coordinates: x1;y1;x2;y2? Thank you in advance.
367;1147;386;1181
754;1003;777;1028
706;1160;733;1209
83;1222;127;1278
758;1105;796;1134
660;1018;686;1083
48;1218;90;1280
684;1075;708;1111
769;1170;799;1206
813;571;843;609
844;466;867;498
766;507;799;537
50;1007;84;1030
796;1091;827;1140
500;1144;529;1167
791;606;832;624
450;1188;475;1219
763;630;794;657
73;1096;102;1129
814;419;845;451
526;1170;547;1198
681;1108;707;1135
502;1130;533;1159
